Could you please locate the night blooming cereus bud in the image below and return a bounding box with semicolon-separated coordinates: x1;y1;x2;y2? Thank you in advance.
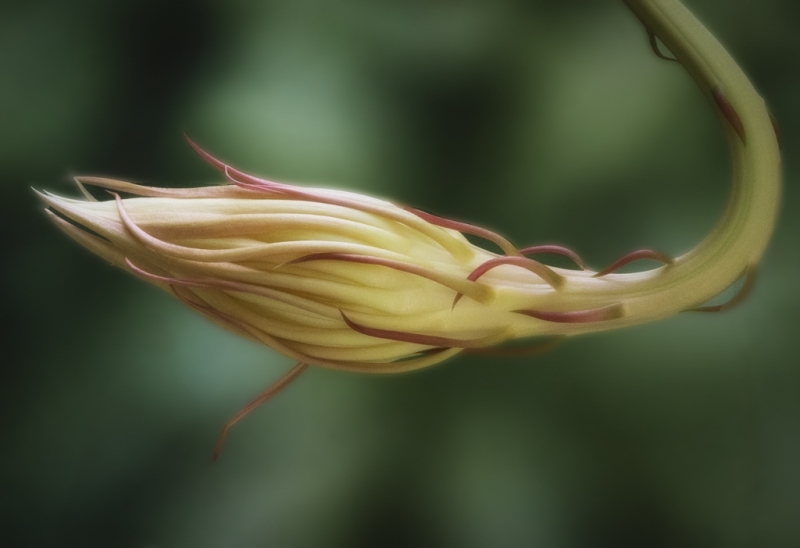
38;0;781;457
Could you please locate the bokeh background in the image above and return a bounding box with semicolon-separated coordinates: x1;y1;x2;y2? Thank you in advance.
2;0;798;546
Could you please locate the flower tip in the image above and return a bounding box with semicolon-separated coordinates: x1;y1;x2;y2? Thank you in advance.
42;207;58;221
33;188;61;211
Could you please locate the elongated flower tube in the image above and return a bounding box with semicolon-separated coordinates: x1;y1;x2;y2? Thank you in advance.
38;0;780;453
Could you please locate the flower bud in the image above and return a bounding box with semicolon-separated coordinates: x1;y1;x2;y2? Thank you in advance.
39;163;560;372
40;0;781;380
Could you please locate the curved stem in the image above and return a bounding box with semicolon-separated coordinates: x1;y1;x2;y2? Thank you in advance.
509;0;780;338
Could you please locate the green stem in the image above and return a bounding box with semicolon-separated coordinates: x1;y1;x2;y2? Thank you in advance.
507;0;781;338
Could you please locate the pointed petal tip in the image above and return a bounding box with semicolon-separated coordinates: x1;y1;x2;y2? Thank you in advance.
33;188;61;209
73;178;98;202
340;309;505;349
74;176;121;186
42;208;82;235
184;134;227;172
183;132;198;149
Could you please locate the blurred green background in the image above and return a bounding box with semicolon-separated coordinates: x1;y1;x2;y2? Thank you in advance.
2;0;798;546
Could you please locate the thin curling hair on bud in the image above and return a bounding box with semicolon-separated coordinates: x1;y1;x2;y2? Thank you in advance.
39;0;780;458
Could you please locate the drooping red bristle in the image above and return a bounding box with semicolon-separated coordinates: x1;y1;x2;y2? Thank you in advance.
170;284;460;374
515;303;624;323
466;256;563;287
127;258;211;289
185;134;227;172
712;86;746;143
184;139;476;260
168;285;256;343
223;165;292;193
129;258;342;320
687;266;756;313
519;245;586;270
452;255;563;308
404;207;520;256
212;361;308;461
593;249;673;277
288;253;402;269
185;135;289;192
340;310;496;349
